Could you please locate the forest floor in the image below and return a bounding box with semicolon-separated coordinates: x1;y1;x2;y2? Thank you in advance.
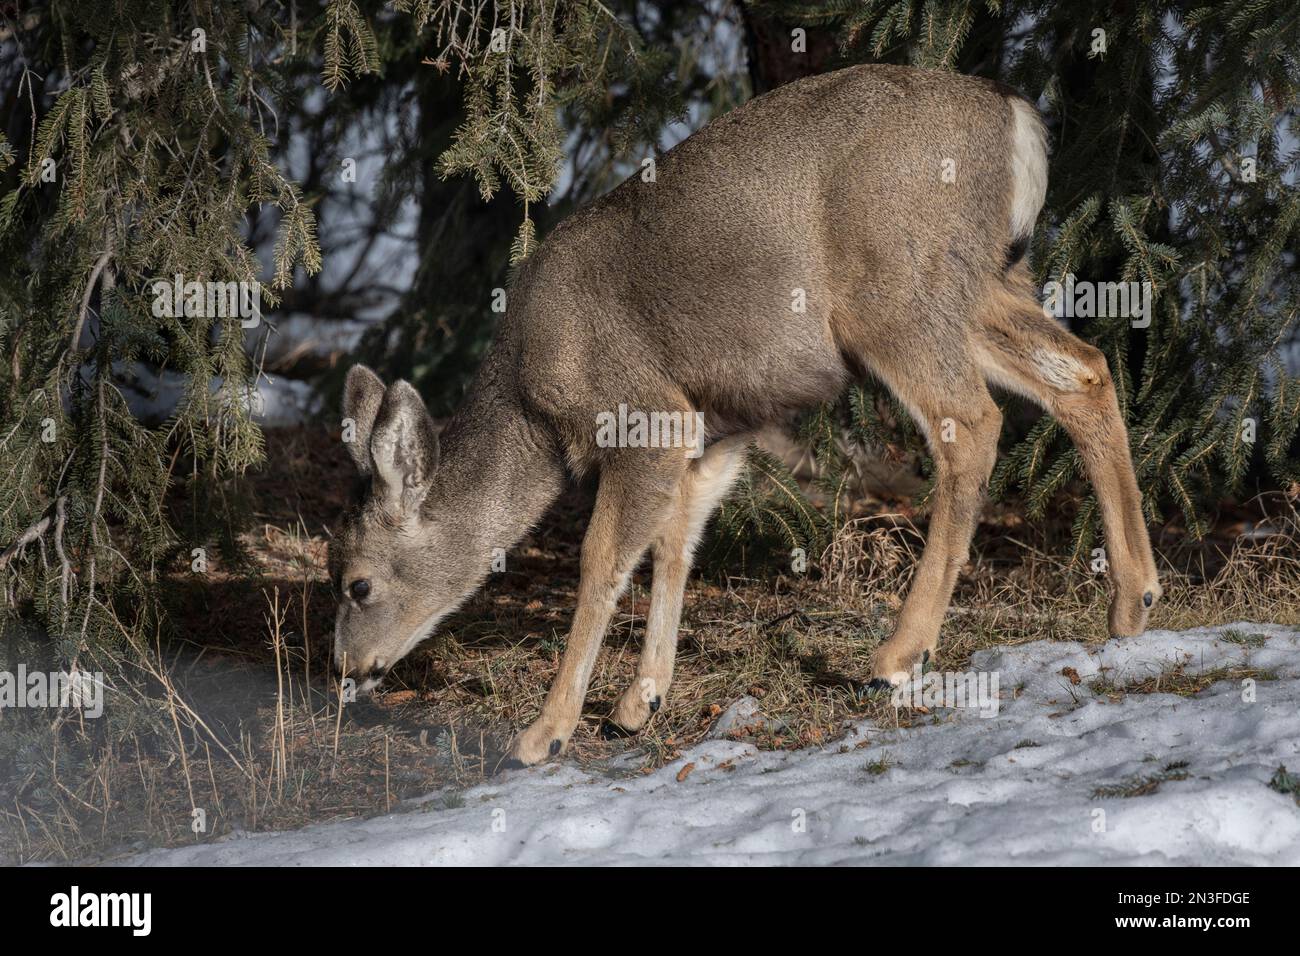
3;424;1299;864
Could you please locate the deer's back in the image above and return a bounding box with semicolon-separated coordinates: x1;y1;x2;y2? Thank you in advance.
507;65;1025;461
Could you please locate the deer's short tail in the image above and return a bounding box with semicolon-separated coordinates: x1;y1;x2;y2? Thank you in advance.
1004;96;1048;269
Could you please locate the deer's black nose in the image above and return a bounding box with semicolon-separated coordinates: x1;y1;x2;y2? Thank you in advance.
332;659;387;682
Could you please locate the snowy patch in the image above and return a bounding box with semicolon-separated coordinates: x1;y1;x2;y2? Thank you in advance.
116;362;321;428
119;623;1300;866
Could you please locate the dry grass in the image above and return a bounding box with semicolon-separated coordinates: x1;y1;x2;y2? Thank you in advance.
1088;663;1278;699
1092;760;1192;799
2;425;1298;863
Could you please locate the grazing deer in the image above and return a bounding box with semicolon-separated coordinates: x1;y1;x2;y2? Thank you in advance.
330;64;1161;767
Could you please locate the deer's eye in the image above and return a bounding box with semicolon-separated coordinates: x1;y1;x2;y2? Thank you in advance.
349;579;371;601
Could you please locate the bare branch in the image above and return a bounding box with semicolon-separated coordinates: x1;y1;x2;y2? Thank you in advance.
0;495;67;572
69;247;113;357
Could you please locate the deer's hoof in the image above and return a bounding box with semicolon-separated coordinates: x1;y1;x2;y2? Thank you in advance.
600;720;635;740
609;682;664;733
505;718;574;766
860;677;895;698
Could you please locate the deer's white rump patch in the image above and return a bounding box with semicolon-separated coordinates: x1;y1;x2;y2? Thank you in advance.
1007;97;1048;242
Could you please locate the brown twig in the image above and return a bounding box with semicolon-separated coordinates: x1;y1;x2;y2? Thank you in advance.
69;248;113;358
0;497;70;591
0;509;54;570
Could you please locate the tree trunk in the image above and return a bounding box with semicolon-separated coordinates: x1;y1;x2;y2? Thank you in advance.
739;5;840;94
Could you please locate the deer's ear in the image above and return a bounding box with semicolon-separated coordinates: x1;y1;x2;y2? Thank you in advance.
368;380;439;516
342;365;386;475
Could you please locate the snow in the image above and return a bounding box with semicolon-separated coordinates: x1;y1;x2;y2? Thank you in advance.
120;623;1300;866
114;361;321;428
112;314;368;428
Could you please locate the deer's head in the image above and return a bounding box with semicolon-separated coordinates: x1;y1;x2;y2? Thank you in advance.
327;365;480;692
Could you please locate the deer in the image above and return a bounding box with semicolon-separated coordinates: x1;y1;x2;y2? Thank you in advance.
329;63;1162;768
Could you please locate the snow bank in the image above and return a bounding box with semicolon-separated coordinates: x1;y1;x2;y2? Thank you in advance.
121;623;1300;866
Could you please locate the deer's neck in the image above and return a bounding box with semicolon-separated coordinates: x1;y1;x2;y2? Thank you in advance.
428;352;565;559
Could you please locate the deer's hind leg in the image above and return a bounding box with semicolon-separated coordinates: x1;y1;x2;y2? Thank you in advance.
607;434;751;734
973;287;1161;636
866;360;1003;685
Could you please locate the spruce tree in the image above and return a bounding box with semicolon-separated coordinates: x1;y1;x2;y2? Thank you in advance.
1;2;323;667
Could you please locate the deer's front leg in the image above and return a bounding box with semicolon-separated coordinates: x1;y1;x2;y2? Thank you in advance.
503;453;686;768
504;571;626;767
